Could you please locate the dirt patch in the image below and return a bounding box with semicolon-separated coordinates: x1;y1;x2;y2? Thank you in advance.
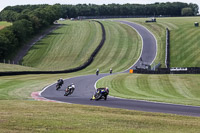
0;26;5;30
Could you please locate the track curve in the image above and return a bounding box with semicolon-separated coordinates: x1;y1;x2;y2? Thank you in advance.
41;21;200;117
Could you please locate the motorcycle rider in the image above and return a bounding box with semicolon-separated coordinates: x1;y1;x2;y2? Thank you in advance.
70;83;75;93
90;87;109;100
65;83;75;94
57;78;64;87
104;87;109;100
110;68;112;74
96;68;99;76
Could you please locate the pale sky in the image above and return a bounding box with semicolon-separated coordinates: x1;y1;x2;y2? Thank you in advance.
0;0;199;12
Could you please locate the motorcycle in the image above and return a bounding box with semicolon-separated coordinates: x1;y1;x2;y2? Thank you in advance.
64;86;75;96
56;84;62;90
90;88;109;101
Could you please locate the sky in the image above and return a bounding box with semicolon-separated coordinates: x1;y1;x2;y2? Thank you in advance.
0;0;199;12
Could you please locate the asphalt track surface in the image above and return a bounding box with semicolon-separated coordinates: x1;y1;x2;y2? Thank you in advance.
41;21;200;117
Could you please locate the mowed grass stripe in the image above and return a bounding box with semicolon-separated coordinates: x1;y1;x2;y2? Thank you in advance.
172;28;195;50
91;21;120;69
159;17;200;67
22;21;101;70
148;75;176;98
97;73;200;105
100;22;130;70
171;27;200;67
172;76;195;99
85;21;141;73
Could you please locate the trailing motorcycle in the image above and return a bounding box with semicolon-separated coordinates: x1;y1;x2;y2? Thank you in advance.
90;88;109;101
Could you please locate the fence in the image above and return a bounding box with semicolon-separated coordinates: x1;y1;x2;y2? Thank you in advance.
165;28;170;68
133;67;200;74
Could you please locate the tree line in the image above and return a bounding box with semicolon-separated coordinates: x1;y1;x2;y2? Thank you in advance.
0;2;198;60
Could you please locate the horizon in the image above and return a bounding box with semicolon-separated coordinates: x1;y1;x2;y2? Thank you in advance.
0;0;199;12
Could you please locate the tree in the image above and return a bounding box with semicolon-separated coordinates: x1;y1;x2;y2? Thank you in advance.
12;19;33;43
189;3;199;15
0;33;9;58
0;10;19;22
181;7;193;16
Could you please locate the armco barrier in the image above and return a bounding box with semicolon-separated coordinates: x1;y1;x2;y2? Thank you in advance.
133;68;170;74
0;20;106;76
165;28;170;68
133;67;200;74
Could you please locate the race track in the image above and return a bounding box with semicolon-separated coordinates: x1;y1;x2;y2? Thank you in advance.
41;21;200;117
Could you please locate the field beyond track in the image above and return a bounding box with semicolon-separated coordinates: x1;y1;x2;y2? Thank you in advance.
124;17;200;67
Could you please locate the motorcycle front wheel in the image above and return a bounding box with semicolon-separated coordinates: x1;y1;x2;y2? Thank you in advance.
64;89;71;96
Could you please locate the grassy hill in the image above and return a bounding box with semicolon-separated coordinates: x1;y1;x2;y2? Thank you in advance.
124;17;200;67
22;20;102;71
0;20;141;72
80;20;141;74
159;17;200;67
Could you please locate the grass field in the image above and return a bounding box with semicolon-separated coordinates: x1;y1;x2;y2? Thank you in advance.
22;20;102;71
124;17;200;67
159;17;200;67
97;73;200;106
0;63;39;72
0;21;12;30
1;100;200;133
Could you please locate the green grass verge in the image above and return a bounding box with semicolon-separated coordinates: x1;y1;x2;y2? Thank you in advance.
0;73;79;100
97;73;200;106
22;20;102;71
0;63;39;72
0;21;12;30
0;100;200;133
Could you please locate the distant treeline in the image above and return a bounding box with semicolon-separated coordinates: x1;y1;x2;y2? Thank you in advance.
0;2;198;60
